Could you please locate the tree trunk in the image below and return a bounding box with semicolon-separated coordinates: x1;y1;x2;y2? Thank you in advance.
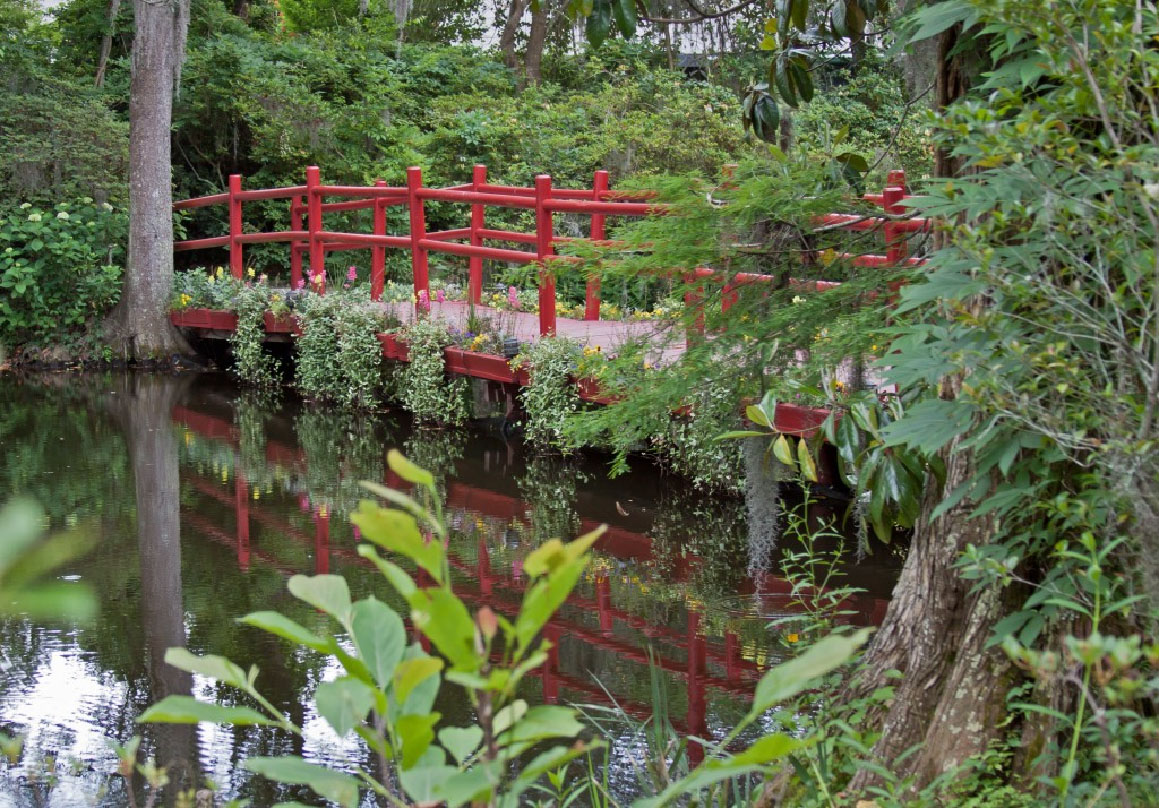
393;0;410;58
94;0;122;88
105;0;191;360
499;0;528;71
523;0;549;86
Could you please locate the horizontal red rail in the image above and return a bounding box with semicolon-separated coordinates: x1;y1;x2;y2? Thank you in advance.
234;230;309;245
418;238;536;263
418;187;537;209
175;235;230;251
424;227;473;242
236;185;307;202
174;193;229;210
544;198;663;216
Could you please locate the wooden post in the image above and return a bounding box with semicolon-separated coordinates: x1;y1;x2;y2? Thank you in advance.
290;195;303;290
306;166;325;294
469;164;486;305
535;174;556;336
371;179;387;301
585;169;608;321
407;166;430;310
884;184;907;266
228;174;243;279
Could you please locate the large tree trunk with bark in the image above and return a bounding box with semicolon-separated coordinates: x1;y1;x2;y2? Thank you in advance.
499;0;529;71
841;24;1020;796
523;0;550;86
104;0;191;360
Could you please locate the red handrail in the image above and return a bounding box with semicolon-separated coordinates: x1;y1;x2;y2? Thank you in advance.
172;164;924;337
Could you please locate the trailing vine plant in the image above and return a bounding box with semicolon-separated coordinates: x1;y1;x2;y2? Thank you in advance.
229;282;280;389
398;317;470;426
514;337;582;452
295;292;389;407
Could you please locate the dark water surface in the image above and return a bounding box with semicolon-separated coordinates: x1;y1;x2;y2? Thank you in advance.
0;373;899;806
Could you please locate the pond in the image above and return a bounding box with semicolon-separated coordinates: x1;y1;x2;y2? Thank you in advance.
0;372;901;806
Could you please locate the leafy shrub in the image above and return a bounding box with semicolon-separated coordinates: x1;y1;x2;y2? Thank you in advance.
0;199;125;346
229;282;280;389
295;290;388;407
397;317;470;425
515;337;582;451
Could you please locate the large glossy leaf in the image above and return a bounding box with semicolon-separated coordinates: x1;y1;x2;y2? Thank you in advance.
315;677;376;737
245;756;361;808
497;705;584;746
749;629;870;718
350;597;406;689
138;696;276;726
287;574;352;626
164;648;247;689
585;0;611;47
611;0;636;37
797;438;818;482
514;557;587;651
351;501;443;583
239;611;334;654
772;434;796;468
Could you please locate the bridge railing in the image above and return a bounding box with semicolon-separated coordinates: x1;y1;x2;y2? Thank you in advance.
173;165;928;337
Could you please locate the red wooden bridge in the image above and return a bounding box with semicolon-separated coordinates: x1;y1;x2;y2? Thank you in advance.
171;164;928;435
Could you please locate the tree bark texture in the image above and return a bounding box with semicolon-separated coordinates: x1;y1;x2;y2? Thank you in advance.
499;0;529;71
105;0;191;360
523;0;550;86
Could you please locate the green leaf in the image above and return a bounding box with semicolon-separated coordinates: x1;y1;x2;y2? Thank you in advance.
316;677;376;737
287;574;352;626
239;611;334;654
749;630;870;717
137;696;276;726
715;430;771;441
164;648;247;689
351;501;443;583
611;0;636;38
393;656;444;705
410;587;480;670
789;0;807;29
772;434;796;468
907;0;976;42
585;0;612;47
797;438;818;482
439;725;484;765
435;763;502;808
498;705;584;746
881;398;976;454
358;545;417;599
397;712;441;769
514;557;588;651
245;756;361;808
835;151;869;173
523;526;603;578
399;748;455;804
387;449;435;489
351;597;406;690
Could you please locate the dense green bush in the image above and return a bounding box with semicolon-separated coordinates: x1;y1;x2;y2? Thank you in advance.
0;199;125;346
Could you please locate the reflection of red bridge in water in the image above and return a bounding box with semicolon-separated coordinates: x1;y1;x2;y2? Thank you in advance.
174;404;889;748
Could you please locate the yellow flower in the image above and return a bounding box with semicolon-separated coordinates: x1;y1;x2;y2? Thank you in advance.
247;267;256;278
215;266;224;278
207;275;215;285
253;489;260;500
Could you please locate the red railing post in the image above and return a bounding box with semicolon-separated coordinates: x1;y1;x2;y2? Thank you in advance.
585;169;608;321
883;183;907;266
228;174;244;279
407;166;430;310
371;179;387;301
306;166;325;294
469;164;486;305
535;174;556;336
289;195;304;290
887;168;907;195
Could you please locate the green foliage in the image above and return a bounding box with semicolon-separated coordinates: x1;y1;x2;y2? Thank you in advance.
295;290;388;407
0;199;125;346
141;452;604;808
398;317;471;426
229;281;280;390
0;497;95;621
515;337;582;451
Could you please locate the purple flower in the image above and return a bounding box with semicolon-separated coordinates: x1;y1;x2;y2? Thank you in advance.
347;265;358;282
436;289;446;303
292;279;304;291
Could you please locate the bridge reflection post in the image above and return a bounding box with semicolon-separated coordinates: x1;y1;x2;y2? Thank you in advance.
235;472;250;572
596;574;612;634
478;536;492;596
314;508;330;574
686;609;707;767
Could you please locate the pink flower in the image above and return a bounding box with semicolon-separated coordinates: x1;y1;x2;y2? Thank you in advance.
298;494;310;511
347;266;358;282
352;525;361;541
436;289;446;303
292;278;303;291
418;289;429;305
508;286;519;309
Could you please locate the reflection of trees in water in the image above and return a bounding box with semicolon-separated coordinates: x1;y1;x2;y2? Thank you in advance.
649;493;749;603
403;427;466;506
517;455;589;545
295;407;385;514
